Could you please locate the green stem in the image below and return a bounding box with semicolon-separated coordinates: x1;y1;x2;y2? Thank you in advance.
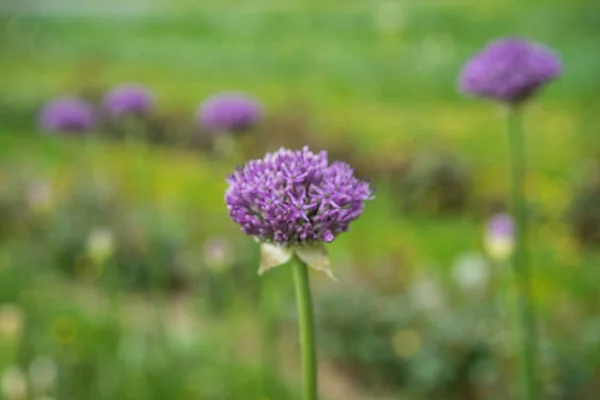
292;256;318;400
507;107;540;400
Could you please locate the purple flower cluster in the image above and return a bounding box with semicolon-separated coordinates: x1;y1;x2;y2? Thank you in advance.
103;84;154;117
486;213;515;239
484;213;515;261
198;92;263;133
225;147;373;246
39;97;95;133
458;37;562;104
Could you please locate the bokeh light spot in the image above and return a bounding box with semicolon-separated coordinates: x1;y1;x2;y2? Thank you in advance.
52;316;78;345
392;329;422;359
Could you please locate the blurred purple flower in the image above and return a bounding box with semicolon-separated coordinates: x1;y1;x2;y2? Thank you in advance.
225;146;374;247
484;213;515;261
39;97;95;134
197;92;263;133
103;84;154;117
487;213;515;238
458;37;562;104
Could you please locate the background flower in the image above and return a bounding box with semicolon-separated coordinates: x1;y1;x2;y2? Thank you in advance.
1;367;27;400
39;97;95;133
451;252;490;296
0;304;23;340
28;356;57;394
484;213;515;262
458;37;562;103
86;226;115;264
197;92;263;133
103;84;154;117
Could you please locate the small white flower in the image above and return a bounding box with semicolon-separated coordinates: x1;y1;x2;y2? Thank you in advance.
484;213;515;262
1;366;27;400
452;252;490;296
409;278;445;312
86;227;115;264
485;235;514;262
26;179;53;213
29;356;57;394
0;304;24;340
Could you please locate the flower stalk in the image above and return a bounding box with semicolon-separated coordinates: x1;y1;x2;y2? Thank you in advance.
507;106;539;400
292;255;318;400
458;37;561;399
224;147;373;400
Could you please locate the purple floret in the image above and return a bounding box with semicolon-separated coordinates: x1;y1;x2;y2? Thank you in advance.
225;146;374;246
487;213;515;238
39;97;95;133
103;84;154;117
459;37;562;104
197;92;262;133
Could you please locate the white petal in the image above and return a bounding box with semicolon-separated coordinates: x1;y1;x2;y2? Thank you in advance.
294;245;337;281
258;243;293;276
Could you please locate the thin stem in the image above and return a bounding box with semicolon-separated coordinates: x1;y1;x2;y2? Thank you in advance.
292;256;318;400
507;107;540;400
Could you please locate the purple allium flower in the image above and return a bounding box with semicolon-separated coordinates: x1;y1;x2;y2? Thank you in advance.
39;97;95;133
225;146;374;247
458;37;562;104
197;92;263;133
484;213;515;261
487;213;515;238
103;84;154;117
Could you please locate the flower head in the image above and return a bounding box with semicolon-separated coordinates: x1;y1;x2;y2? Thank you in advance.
103;84;154;117
26;179;54;214
86;227;115;264
452;252;490;296
39;97;95;133
225;147;373;277
487;213;515;238
0;304;23;340
409;278;445;313
484;213;515;261
198;92;263;133
1;366;27;400
226;146;373;245
28;356;57;393
458;37;562;104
